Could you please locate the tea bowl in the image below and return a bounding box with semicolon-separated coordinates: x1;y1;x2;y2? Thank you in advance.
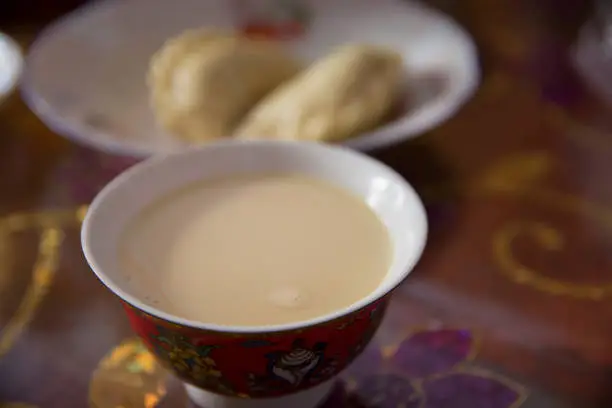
81;140;427;407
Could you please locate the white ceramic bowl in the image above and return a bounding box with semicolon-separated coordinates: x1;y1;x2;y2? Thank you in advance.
81;140;428;408
0;33;23;106
82;140;428;331
23;0;479;157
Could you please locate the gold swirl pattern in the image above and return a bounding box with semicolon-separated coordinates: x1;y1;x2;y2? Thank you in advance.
0;227;63;358
434;64;612;297
0;206;88;359
425;66;612;299
493;221;612;299
477;153;612;299
0;206;88;231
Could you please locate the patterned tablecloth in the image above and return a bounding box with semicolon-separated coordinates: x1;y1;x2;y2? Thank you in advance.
1;0;611;407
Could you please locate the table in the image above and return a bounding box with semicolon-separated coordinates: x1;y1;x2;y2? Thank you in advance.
1;1;611;407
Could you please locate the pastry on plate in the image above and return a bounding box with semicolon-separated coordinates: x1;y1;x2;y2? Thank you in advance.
234;44;403;142
148;29;301;142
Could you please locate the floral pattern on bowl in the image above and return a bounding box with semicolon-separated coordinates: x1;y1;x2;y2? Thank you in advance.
122;297;389;398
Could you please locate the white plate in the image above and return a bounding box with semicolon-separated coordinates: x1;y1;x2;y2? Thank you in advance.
22;0;479;157
0;33;23;106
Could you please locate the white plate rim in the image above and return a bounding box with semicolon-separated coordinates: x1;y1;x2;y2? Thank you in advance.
0;32;23;106
21;0;480;157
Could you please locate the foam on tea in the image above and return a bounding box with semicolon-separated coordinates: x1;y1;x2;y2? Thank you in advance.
119;174;392;326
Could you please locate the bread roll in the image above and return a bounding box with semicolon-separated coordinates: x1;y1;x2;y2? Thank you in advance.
148;30;301;142
234;45;403;142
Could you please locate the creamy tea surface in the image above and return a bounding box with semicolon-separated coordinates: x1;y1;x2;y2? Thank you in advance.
120;174;392;326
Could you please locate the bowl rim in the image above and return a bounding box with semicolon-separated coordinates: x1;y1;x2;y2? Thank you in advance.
81;140;428;333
